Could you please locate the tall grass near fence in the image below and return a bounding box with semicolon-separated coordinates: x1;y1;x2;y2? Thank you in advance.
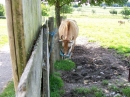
0;19;8;48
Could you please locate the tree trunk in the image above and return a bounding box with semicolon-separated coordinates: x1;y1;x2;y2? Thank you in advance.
55;2;61;27
54;1;61;60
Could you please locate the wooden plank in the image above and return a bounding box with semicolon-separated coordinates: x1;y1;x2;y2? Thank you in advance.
5;0;42;92
5;0;19;91
11;0;27;80
16;29;43;97
42;24;50;97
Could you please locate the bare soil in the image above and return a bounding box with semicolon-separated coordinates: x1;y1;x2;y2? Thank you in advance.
61;37;130;97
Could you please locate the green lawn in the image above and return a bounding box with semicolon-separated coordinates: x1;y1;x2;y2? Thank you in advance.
0;81;15;97
0;19;8;48
66;11;130;56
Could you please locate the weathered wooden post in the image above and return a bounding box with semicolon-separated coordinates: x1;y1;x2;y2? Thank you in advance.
5;0;19;91
42;23;50;97
5;0;42;92
48;17;55;74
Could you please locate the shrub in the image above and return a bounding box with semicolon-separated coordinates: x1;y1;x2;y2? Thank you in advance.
109;9;117;15
60;5;73;14
0;4;5;16
120;7;130;18
41;3;49;16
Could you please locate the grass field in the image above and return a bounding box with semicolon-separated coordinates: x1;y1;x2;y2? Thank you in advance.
85;18;129;56
65;7;130;56
0;19;8;48
75;17;130;56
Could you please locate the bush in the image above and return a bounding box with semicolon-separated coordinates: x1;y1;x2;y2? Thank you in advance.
41;4;49;16
109;9;117;15
60;5;73;14
0;4;5;16
120;7;130;18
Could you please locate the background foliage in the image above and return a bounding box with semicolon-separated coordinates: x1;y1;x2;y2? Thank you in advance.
0;4;5;16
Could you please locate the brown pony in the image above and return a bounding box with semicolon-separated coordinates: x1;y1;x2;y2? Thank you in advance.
118;20;125;25
58;19;79;59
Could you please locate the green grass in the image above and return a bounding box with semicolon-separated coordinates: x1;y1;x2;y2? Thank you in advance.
66;16;130;56
50;73;64;97
122;87;130;97
101;80;109;86
74;87;91;94
0;19;8;48
0;81;15;97
74;86;105;97
108;84;120;92
50;59;76;97
65;6;130;57
54;59;76;71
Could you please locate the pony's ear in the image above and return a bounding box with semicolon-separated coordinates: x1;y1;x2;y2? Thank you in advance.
61;35;64;40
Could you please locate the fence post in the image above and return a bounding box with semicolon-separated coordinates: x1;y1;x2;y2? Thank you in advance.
42;24;50;97
5;0;19;92
48;17;55;74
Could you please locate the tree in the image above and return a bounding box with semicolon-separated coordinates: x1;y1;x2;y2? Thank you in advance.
47;0;74;27
0;4;5;16
41;3;49;16
120;7;130;18
60;5;73;14
47;0;128;27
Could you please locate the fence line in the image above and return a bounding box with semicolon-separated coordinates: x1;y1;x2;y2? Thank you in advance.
16;17;59;97
16;28;43;97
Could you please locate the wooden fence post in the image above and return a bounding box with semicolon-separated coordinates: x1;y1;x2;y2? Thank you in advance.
48;17;55;74
42;24;50;97
5;0;19;91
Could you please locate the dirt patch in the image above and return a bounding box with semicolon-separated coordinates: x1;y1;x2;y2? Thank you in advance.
61;37;130;97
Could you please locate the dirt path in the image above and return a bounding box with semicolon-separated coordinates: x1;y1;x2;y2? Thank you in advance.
62;37;130;97
0;44;12;93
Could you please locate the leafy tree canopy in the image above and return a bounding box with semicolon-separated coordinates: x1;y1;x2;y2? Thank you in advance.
47;0;73;7
47;0;128;27
47;0;128;7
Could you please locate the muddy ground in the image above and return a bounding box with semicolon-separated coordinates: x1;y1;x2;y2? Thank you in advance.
61;37;130;97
